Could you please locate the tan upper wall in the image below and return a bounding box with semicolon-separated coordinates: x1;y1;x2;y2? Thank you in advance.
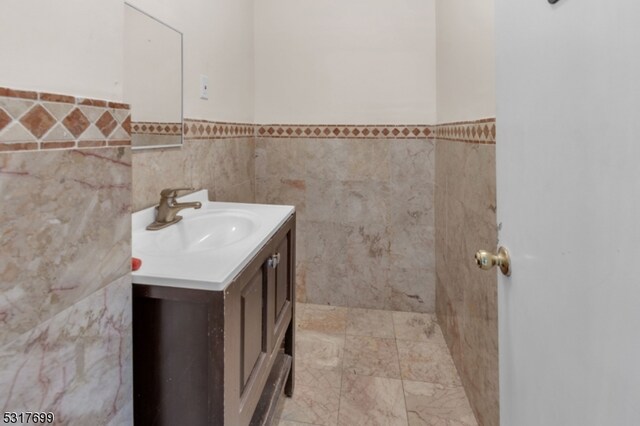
436;0;496;122
0;0;124;101
129;0;255;123
0;0;255;123
254;0;437;125
1;0;492;125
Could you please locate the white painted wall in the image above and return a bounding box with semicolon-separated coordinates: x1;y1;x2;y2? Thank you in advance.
435;0;495;122
254;0;436;125
497;0;640;424
0;0;124;101
0;0;254;122
129;0;255;122
124;5;182;122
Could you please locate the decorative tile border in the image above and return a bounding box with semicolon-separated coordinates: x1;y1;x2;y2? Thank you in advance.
0;84;494;150
254;120;495;144
0;87;130;152
256;124;433;139
183;119;254;140
131;121;182;136
433;118;495;145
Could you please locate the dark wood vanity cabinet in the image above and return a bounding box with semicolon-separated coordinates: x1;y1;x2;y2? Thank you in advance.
133;214;296;426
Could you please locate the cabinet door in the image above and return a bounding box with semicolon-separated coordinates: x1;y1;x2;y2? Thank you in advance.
240;268;267;390
268;230;293;351
274;234;290;322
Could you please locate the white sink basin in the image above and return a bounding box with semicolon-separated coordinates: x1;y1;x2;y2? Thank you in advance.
140;210;259;255
132;190;295;290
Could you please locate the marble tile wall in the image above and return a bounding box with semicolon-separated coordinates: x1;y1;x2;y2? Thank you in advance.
0;275;132;425
0;87;132;425
132;122;255;211
255;137;436;313
434;121;499;426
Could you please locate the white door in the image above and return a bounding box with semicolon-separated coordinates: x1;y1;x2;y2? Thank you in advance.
495;1;640;425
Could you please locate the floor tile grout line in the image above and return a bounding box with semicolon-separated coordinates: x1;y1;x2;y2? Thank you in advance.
335;306;350;426
391;310;411;425
344;332;396;339
280;421;323;426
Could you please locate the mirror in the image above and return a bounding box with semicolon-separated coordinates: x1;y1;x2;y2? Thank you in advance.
124;3;183;149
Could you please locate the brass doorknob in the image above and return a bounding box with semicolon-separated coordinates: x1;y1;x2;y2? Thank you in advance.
475;247;511;276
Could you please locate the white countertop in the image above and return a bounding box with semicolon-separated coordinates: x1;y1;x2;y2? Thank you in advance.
132;190;294;291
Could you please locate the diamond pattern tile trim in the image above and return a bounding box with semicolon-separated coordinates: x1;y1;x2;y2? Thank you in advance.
131;121;183;136
96;111;117;137
182;120;495;144
19;105;56;139
433;119;496;145
0;108;12;132
183;119;254;140
62;108;90;138
253;119;495;144
0;84;494;152
255;124;433;140
0;86;130;152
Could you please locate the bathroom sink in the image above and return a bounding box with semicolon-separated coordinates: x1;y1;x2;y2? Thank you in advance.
137;210;259;255
132;190;295;290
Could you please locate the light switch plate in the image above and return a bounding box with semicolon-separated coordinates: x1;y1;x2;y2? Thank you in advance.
200;75;209;100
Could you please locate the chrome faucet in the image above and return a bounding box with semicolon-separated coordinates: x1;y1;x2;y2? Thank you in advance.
146;187;202;230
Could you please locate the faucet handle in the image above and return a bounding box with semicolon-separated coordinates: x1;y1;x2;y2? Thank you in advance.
160;187;194;199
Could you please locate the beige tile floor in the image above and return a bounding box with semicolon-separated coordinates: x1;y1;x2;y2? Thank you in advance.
277;303;478;426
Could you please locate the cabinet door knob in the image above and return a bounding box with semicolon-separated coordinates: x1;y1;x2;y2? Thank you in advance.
267;253;280;269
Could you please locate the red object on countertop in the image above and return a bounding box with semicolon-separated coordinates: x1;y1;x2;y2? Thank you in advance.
132;257;142;271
